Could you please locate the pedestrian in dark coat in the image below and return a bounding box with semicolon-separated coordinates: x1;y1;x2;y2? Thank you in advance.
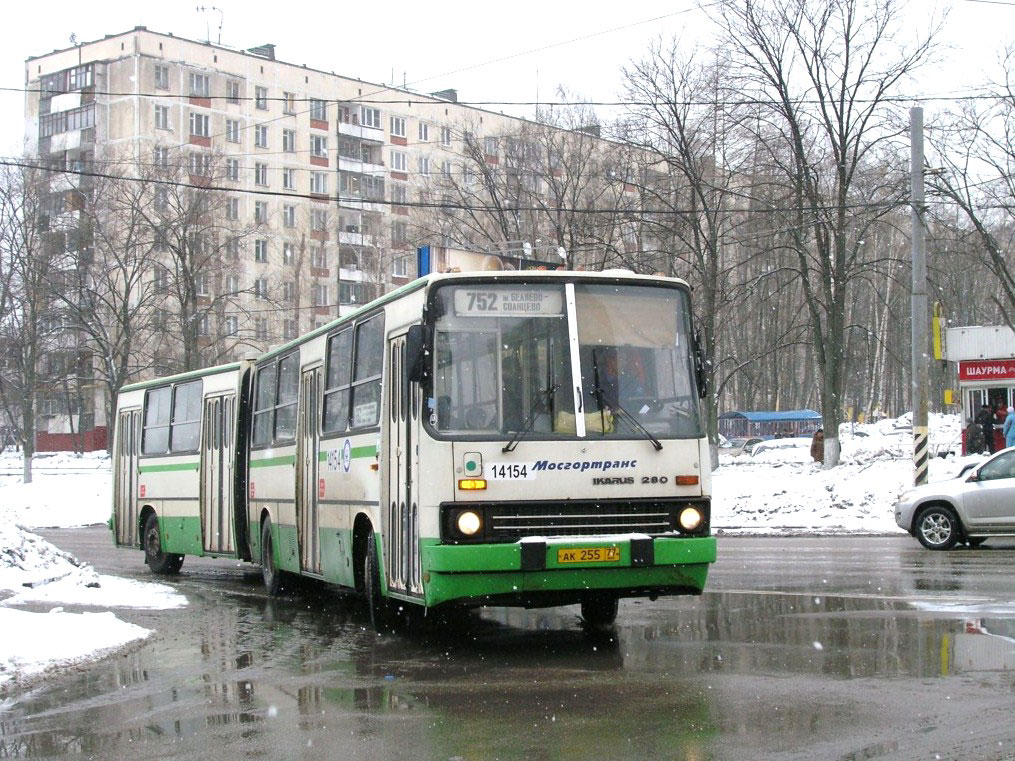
965;419;985;455
975;404;996;454
810;428;824;463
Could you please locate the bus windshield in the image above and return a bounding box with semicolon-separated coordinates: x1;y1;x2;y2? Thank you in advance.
430;281;702;440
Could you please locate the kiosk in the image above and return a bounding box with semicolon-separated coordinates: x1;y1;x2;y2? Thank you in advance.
945;325;1015;453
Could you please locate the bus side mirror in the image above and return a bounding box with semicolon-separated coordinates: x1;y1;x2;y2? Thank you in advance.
693;330;709;400
406;324;431;383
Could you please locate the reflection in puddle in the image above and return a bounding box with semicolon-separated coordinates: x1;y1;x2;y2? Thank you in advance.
1;576;1013;759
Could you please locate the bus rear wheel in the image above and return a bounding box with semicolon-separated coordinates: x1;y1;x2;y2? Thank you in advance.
143;513;184;575
261;519;285;595
580;595;619;628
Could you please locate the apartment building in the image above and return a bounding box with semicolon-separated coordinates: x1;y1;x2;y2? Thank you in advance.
23;26;644;449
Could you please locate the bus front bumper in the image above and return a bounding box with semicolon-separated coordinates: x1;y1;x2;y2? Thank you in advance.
420;535;717;608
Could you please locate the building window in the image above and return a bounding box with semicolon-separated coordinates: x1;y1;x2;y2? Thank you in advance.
311;135;327;158
255;86;268;110
154;105;170;131
255;239;268;263
283;92;296;115
418;156;430;176
281;204;294;227
254;277;268;298
390;116;405;137
254;201;268;224
392;254;410;278
153;265;169;289
283;242;294;264
282;281;295;302
226;197;239;220
226;158;239;181
224;316;238;336
311;172;328;195
225;119;240;142
254;125;268;148
312;246;327;269
418;122;429;142
255;163;268;186
189;112;210;137
225;274;239;293
189;73;209;97
392;220;408;244
189;153;211;176
441;160;452;177
312;208;328;231
313;284;328;307
284;319;297;340
283;129;296;153
153;146;170;169
282;167;296;190
311;98;328;122
391;151;407;172
360;107;380;129
255;318;267;341
195;273;210;296
484;136;499;156
154;65;169;90
391;183;408;205
441;126;452;147
226;80;240;103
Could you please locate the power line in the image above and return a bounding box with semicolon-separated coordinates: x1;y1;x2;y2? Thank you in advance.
0;157;911;216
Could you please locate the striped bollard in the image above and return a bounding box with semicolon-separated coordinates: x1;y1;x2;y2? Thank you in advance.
913;426;929;486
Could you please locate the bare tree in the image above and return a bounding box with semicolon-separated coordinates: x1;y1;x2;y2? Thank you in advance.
709;0;939;465
0;160;62;481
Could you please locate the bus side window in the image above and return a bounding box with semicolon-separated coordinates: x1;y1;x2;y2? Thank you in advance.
323;329;352;433
252;364;277;447
274;354;299;442
142;386;171;454
351;315;384;429
170;380;202;452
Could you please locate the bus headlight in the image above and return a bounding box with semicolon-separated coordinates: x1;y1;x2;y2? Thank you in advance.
678;506;703;532
456;510;482;536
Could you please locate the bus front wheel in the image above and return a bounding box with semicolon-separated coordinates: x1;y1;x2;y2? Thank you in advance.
364;532;393;630
580;595;619;628
143;513;184;575
261;520;285;595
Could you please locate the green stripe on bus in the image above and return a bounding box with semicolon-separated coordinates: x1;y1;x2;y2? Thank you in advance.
138;462;200;473
250;455;296;468
316;446;378;462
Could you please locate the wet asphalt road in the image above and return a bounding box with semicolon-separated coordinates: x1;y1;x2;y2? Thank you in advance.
1;528;1014;761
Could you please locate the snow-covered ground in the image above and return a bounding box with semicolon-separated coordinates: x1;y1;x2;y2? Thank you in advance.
0;412;980;691
0;451;186;692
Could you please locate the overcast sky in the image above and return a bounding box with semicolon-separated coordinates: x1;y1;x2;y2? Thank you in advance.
0;0;1012;156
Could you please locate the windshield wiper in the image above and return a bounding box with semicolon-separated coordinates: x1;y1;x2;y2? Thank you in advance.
502;383;560;453
590;349;663;451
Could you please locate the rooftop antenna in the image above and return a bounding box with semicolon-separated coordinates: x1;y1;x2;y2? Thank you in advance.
195;5;224;44
69;33;77;45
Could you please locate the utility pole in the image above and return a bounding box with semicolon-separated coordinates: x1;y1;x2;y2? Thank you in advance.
911;107;929;486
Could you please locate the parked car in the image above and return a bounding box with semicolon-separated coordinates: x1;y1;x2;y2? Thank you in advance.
750;437;813;462
895;447;1015;550
725;437;764;456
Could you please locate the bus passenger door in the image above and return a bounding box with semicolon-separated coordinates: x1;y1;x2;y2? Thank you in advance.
297;365;322;575
201;394;236;554
386;333;422;597
114;408;141;547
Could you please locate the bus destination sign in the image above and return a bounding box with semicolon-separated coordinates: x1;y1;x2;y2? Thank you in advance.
454;288;563;317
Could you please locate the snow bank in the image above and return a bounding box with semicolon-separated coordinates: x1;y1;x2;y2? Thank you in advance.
0;451;186;692
713;412;978;534
0;608;149;688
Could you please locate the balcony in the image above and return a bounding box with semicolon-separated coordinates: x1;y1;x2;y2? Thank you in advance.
338;155;385;176
338;121;384;143
339;229;376;247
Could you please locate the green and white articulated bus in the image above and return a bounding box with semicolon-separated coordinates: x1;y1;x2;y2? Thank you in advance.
112;269;717;627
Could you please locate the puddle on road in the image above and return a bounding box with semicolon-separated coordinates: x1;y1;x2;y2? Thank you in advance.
2;588;1014;759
